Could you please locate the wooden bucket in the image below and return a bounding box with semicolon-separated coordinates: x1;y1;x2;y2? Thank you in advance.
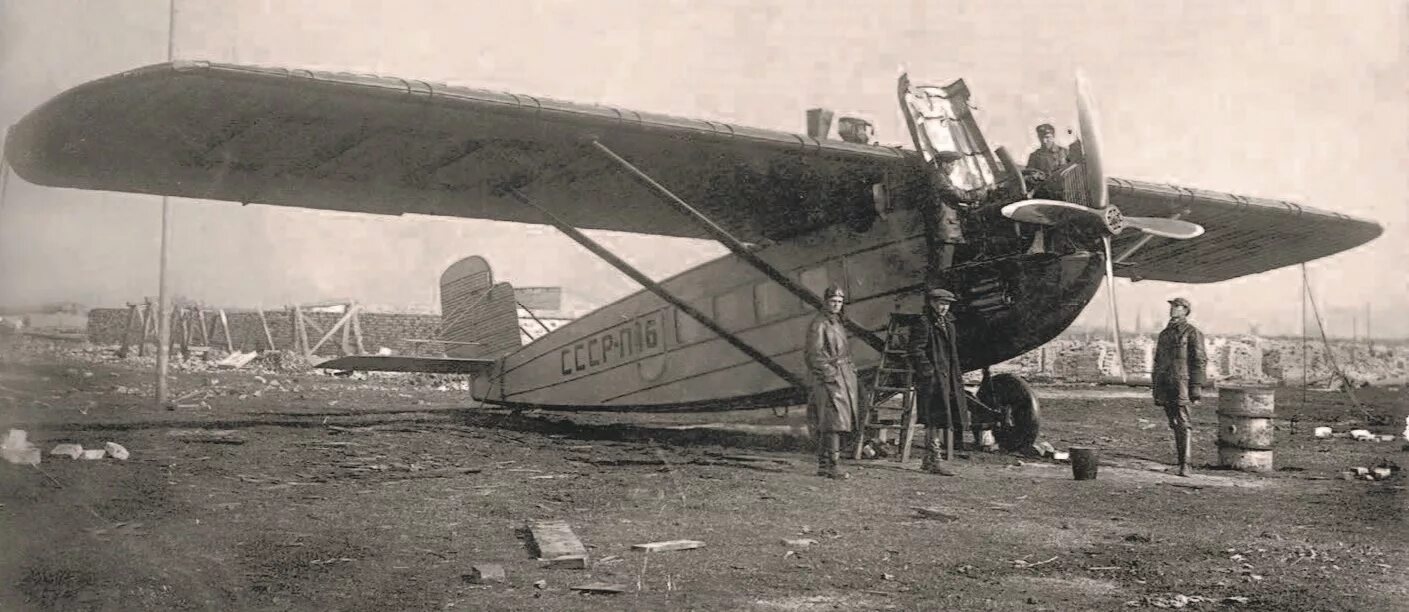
1070;446;1098;480
1216;386;1275;472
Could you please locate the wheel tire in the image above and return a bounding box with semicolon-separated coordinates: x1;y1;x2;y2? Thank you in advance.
981;373;1041;452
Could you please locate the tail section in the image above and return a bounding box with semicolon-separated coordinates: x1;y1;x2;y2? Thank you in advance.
439;256;521;359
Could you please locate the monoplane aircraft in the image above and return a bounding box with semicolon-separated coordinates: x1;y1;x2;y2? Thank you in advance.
4;62;1382;450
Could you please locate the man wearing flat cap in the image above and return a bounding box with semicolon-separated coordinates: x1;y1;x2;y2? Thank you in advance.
908;287;968;475
1152;297;1208;477
1026;123;1070;175
805;286;859;479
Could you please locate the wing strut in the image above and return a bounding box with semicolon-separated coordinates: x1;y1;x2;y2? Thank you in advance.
505;188;807;390
590;140;887;353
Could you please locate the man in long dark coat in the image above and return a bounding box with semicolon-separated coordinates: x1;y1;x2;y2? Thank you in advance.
805;286;858;480
1152;297;1207;477
908;287;967;476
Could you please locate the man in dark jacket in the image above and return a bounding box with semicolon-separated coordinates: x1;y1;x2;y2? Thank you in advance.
1025;123;1069;175
908;287;967;476
1152;297;1207;477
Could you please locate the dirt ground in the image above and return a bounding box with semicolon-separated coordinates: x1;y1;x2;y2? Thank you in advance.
2;337;1406;611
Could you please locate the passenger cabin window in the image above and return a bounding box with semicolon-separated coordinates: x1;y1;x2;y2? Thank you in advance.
675;298;713;345
714;286;756;329
754;280;799;321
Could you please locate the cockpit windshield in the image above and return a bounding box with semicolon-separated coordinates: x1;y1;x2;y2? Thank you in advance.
898;76;1000;190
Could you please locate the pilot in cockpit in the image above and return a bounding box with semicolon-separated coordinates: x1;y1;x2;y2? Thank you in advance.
1025;123;1069;177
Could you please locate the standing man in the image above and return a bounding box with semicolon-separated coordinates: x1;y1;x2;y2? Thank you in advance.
1153;297;1208;477
923;151;988;286
1025;123;1070;175
805;286;859;480
908;287;967;476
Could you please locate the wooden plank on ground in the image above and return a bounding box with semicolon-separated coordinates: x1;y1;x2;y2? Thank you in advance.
631;539;705;553
570;582;626;594
527;520;588;569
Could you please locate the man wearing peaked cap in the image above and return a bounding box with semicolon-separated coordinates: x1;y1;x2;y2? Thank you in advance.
1152;296;1207;477
907;286;966;476
1026;123;1069;175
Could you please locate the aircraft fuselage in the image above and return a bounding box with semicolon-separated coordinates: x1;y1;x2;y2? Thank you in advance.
479;206;1106;410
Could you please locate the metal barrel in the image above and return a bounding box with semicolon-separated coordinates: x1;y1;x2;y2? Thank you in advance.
1216;386;1275;472
1070;446;1098;480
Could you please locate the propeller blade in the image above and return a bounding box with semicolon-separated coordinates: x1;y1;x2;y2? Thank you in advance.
1001;199;1106;228
1123;216;1206;240
1076;72;1108;210
1103;236;1127;383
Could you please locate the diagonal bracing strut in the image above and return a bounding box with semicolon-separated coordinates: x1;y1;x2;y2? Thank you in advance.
590;140;887;353
506;188;807;389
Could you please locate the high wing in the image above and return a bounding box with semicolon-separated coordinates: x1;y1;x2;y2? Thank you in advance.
1105;179;1382;283
4;61;1382;283
3;61;915;243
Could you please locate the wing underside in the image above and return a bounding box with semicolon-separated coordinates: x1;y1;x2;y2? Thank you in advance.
4;61;914;243
1105;179;1381;283
4;61;1383;284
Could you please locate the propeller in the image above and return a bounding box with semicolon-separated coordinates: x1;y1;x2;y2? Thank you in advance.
996;75;1215;383
1078;72;1128;382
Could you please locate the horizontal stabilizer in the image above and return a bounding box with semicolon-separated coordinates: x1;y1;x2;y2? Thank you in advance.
316;355;497;374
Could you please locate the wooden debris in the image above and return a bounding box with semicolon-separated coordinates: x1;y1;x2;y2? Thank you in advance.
632;539;705;553
466;564;505;584
167;429;247;444
571;582;627;594
912;507;960;522
527;520;588;569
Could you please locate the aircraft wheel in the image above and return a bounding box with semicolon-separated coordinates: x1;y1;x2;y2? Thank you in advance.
981;373;1041;452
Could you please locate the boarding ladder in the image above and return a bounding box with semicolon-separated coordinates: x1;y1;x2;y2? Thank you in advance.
853;313;922;462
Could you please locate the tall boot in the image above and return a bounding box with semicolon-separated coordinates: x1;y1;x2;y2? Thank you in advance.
1173;428;1191;477
816;432;831;477
825;433;849;480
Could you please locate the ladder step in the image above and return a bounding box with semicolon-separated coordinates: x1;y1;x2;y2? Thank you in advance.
877;367;911;374
873;385;913;393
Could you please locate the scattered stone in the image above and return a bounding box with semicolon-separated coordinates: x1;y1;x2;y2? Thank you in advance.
781;538;819;548
1052;451;1070;462
80;449;106;460
2;429;40;465
1314;426;1333;438
50;443;84;459
104;442;129;460
533;580;547;590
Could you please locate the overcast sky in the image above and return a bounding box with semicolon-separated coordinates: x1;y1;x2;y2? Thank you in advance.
1;0;1405;338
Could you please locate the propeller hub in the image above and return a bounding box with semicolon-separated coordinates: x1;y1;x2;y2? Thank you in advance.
1103;206;1125;234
